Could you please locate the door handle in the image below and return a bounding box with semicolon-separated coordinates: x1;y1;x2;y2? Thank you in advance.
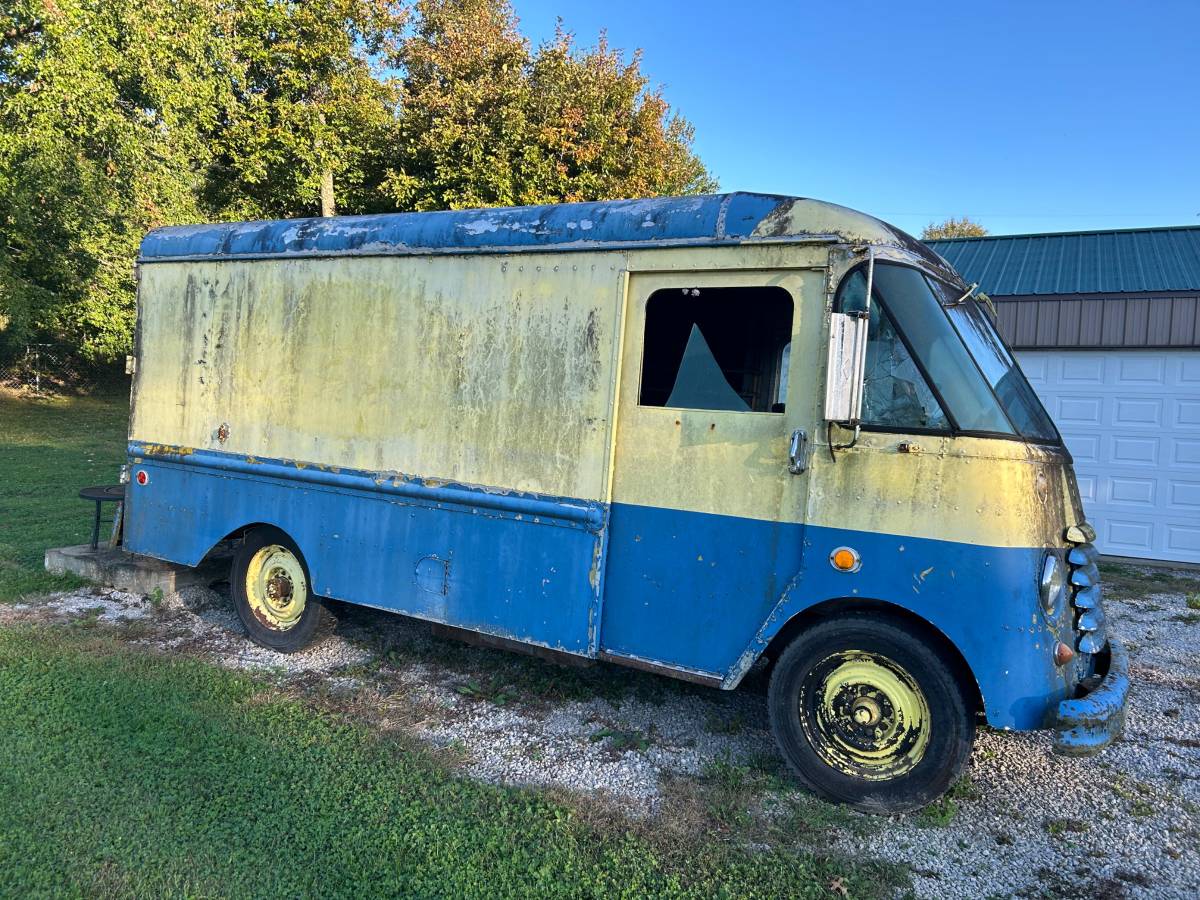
788;428;807;474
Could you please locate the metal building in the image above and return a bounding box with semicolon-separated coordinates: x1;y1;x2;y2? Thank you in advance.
928;226;1200;564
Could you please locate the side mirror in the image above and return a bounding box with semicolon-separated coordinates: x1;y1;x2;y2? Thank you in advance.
824;310;869;424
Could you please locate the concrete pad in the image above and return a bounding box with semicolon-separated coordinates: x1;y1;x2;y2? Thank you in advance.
45;544;230;596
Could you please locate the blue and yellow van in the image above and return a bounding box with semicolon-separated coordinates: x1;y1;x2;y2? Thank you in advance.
123;193;1128;811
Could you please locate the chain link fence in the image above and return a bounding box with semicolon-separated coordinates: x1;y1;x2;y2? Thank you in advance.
0;344;85;394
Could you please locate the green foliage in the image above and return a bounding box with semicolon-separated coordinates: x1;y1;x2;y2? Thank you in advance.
0;627;890;898
202;0;406;219
921;216;989;240
455;674;516;705
1;0;714;366
915;775;979;827
385;2;715;210
0;391;129;601
589;726;653;752
0;0;229;361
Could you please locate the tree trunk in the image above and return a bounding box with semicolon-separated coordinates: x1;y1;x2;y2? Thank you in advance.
316;109;335;217
319;168;336;217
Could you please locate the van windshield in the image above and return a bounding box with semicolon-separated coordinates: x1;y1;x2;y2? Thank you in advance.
837;263;1060;443
941;297;1060;443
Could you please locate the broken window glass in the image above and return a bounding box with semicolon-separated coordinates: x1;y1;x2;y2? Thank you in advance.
837;268;950;430
640;286;793;413
872;265;1013;434
665;325;751;411
835;264;1030;435
862;298;951;429
941;297;1059;442
777;341;791;409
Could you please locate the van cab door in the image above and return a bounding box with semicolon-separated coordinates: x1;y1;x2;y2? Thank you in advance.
600;268;823;679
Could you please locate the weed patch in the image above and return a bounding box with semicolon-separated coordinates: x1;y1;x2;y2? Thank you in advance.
916;775;979;828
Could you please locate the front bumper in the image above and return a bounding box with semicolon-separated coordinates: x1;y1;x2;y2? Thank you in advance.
1052;640;1129;756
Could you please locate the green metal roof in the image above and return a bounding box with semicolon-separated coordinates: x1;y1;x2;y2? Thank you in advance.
926;225;1200;296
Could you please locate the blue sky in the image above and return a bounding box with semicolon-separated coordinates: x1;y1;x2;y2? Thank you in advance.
511;0;1199;237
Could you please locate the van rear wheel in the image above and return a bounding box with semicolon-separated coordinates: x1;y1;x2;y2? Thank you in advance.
231;526;332;653
767;615;974;814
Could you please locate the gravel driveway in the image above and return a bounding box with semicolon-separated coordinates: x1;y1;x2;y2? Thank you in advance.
4;561;1198;899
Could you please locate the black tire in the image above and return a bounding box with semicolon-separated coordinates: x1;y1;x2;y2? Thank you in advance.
767;613;975;814
231;526;333;653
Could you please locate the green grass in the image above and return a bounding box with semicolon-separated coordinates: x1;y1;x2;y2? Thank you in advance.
0;627;901;898
1098;561;1200;599
0;390;129;601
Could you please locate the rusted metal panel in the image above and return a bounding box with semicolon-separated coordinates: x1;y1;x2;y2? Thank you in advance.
124;194;1128;743
140;193;905;263
131;253;625;502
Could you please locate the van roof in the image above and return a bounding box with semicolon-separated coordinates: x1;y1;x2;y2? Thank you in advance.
139;192;940;265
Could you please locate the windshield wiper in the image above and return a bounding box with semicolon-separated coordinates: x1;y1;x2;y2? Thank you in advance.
949;282;979;305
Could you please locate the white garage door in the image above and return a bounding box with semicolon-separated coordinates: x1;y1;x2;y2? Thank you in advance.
1017;350;1200;564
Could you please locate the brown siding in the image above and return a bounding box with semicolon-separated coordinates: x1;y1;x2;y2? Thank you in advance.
992;292;1200;349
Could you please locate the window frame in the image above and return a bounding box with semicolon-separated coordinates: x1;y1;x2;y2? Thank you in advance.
635;284;797;415
834;261;1064;446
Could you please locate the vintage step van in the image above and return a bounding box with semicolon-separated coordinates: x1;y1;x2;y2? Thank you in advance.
123;193;1128;812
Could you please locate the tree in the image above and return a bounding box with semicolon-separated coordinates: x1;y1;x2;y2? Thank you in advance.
203;0;407;220
921;217;989;240
521;25;716;203
0;0;404;362
1;0;716;365
384;0;533;211
383;1;716;211
0;0;235;361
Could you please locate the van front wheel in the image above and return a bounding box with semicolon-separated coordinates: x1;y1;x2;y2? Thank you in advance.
232;526;332;653
767;615;974;814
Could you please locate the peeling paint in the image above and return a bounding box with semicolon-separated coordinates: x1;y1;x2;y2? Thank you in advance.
125;199;1118;751
132;252;621;501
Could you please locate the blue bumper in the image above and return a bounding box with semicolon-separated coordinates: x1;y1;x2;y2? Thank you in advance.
1053;640;1129;756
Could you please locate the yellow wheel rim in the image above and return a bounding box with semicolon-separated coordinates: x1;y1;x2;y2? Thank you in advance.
244;544;307;632
801;651;931;781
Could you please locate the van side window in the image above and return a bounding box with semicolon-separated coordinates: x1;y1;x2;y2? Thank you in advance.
639;286;794;413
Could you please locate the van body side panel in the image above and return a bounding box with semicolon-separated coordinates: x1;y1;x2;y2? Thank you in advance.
600;502;804;675
124;445;605;654
600;268;823;679
762;523;1067;731
601;502;1067;731
128;251;625;654
130;253;624;501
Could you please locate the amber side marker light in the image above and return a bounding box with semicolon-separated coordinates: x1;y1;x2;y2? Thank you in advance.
830;546;861;573
1054;641;1075;667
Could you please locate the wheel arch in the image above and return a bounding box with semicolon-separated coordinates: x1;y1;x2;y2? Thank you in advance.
199;522;320;584
757;597;984;718
199;522;276;561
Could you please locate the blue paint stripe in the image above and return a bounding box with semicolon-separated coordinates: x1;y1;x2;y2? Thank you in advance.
128;442;605;531
124;445;1090;732
138;193;804;262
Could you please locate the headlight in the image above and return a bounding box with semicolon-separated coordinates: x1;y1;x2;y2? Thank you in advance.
1040;553;1067;618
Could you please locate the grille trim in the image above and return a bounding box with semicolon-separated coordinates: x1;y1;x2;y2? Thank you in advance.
1065;530;1107;654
